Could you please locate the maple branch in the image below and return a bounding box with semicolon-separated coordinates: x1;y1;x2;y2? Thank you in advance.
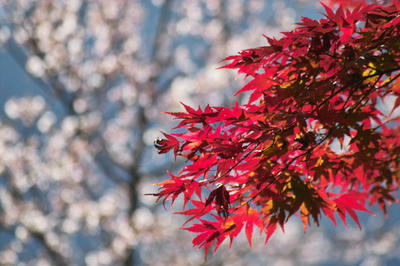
349;74;384;113
240;74;393;207
242;71;400;213
378;71;400;89
254;72;398;198
209;142;261;184
209;124;296;184
349;69;400;115
247;130;332;204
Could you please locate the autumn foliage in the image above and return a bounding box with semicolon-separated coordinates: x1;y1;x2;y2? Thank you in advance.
152;1;400;256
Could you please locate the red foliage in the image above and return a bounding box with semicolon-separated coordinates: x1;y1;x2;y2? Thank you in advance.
153;1;400;256
324;0;368;8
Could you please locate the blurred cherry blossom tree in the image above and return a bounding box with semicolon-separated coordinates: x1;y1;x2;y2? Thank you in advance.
0;1;399;266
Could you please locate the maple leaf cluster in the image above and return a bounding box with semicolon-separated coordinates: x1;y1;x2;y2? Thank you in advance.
152;1;400;256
